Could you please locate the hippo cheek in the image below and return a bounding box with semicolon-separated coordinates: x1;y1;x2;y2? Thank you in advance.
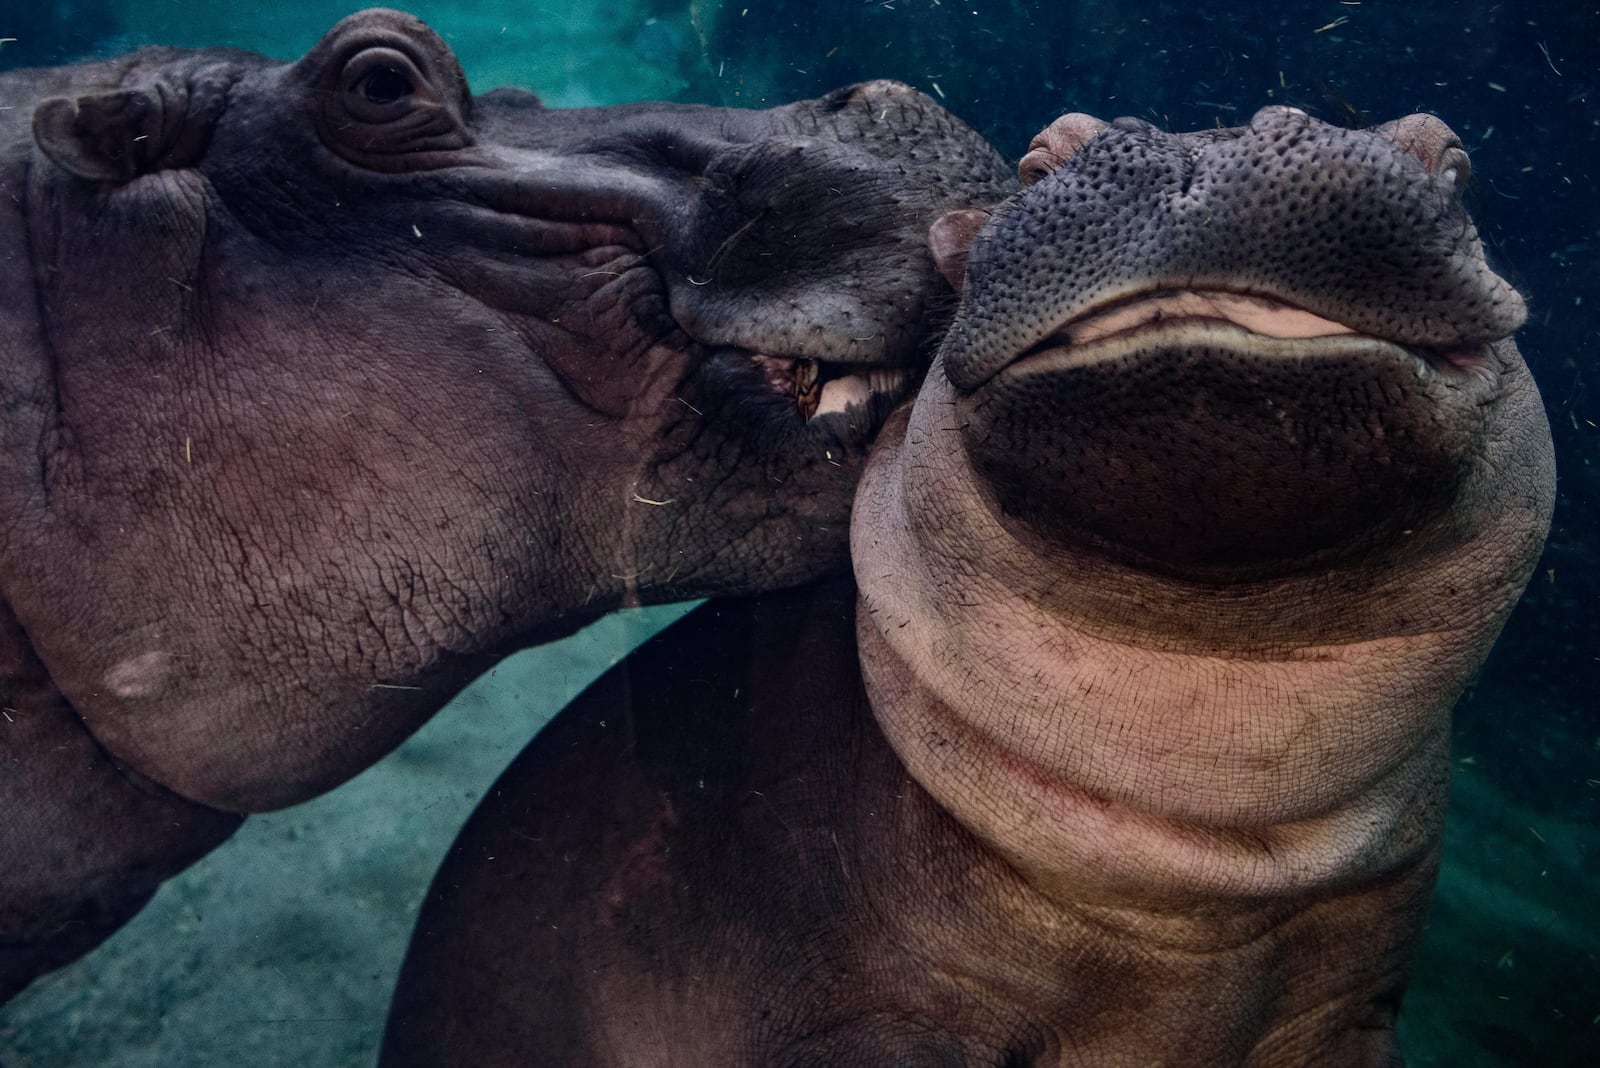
956;321;1494;577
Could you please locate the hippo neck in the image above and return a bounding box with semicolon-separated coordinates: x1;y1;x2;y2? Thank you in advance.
837;706;1434;1065
854;602;1453;907
848;397;1500;911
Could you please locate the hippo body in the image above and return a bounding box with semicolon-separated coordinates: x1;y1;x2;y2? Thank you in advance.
385;582;1438;1067
383;108;1554;1065
0;9;1012;999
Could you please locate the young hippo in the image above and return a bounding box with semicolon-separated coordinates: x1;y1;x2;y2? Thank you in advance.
0;8;1012;1000
382;106;1554;1066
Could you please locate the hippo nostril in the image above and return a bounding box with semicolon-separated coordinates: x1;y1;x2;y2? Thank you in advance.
1019;113;1109;185
1373;113;1469;178
1438;146;1472;189
1018;159;1054;187
1436;147;1472;191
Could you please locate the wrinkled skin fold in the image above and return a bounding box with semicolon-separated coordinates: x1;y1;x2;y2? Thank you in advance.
383;108;1554;1066
0;8;1013;1001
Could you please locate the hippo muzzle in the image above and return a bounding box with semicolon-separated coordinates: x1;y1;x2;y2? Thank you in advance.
935;106;1532;576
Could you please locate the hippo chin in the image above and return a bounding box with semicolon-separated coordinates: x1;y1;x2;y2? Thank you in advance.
0;8;1012;1000
382;107;1554;1066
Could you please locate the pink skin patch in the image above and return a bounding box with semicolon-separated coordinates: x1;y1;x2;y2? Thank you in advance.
1438;347;1487;370
1060;290;1358;345
1017;287;1491;375
1033;289;1489;373
102;651;175;699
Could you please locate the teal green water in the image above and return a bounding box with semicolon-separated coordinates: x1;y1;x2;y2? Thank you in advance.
5;1;692;106
1;2;1594;1065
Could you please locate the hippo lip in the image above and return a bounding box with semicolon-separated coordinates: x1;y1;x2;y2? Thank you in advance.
1009;288;1490;377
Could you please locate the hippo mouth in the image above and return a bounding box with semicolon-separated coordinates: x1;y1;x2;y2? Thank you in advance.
1003;289;1491;379
749;355;919;422
957;284;1501;575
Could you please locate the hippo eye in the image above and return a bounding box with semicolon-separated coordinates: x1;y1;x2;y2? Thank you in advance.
319;40;471;168
339;46;430;123
359;65;414;106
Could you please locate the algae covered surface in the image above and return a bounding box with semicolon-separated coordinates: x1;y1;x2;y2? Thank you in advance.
0;2;1595;1065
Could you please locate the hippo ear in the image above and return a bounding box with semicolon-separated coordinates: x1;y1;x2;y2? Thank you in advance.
32;67;232;183
928;209;990;291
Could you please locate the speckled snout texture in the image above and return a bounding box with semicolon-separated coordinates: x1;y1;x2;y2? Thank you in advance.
944;105;1523;388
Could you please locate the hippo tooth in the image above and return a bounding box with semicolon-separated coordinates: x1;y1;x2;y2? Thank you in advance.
794;358;823;419
867;368;915;395
803;368;917;420
814;375;873;418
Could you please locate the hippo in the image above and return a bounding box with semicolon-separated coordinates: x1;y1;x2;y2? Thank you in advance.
0;8;1013;1000
381;107;1556;1066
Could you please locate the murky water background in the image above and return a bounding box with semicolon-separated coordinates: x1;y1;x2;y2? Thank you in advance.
1;2;1595;1064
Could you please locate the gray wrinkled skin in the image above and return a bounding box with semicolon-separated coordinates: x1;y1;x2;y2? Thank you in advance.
382;109;1553;1066
0;8;1012;1002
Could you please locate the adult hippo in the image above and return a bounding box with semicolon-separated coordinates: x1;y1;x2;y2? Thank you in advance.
382;107;1555;1065
0;8;1012;1000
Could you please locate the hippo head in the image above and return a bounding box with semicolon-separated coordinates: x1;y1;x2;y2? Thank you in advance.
0;8;1011;812
927;106;1540;578
21;8;1008;601
856;106;1553;936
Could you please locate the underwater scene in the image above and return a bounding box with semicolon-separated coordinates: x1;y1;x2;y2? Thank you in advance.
0;0;1595;1065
